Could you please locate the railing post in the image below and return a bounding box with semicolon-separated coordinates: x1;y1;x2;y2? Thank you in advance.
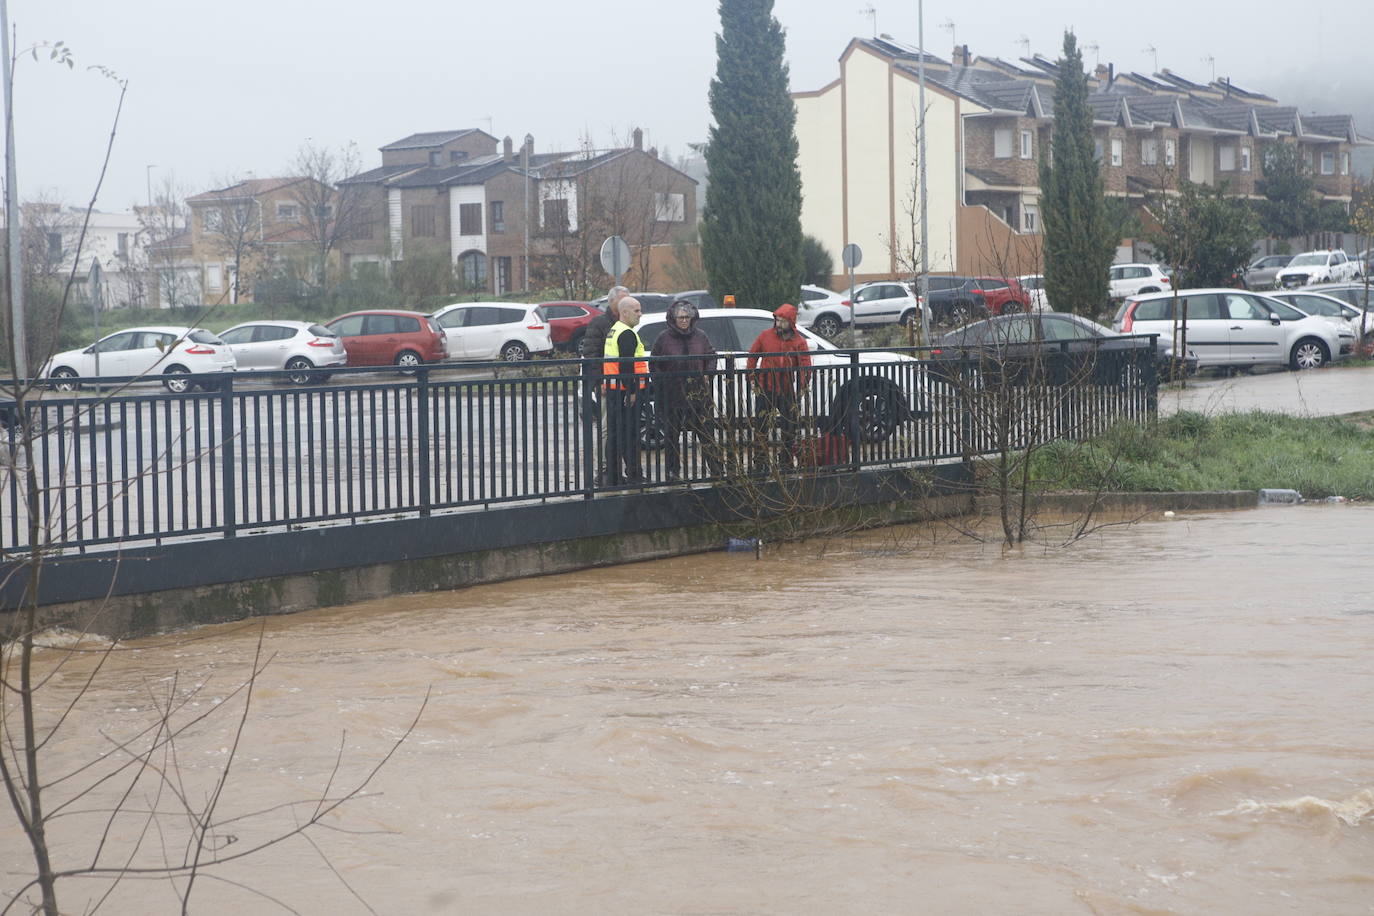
220;374;236;538
1146;334;1159;417
417;366;431;517
848;349;861;472
582;355;596;499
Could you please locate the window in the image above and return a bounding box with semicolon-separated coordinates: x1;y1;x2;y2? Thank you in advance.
1341;152;1350;175
1141;139;1158;166
1165;139;1176;167
543;198;569;231
1022;205;1038;233
116;232;129;256
202;208;222;233
1219;146;1235;171
1320;151;1335;175
218;327;253;345
1093;138;1104;162
450;150;468;163
1240;146;1251;172
429;151;441;167
994;128;1012;159
495;257;512;295
1110;138;1122;167
206;263;222;293
327;315;364;336
458;251;487;289
654;192;685;222
1019;129;1033;159
348;215;375;240
459;203;482;235
275;202;299;222
314;204;334;221
410;204;436;237
491;200;505;233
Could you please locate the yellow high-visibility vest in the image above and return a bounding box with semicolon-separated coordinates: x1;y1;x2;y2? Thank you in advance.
602;321;648;389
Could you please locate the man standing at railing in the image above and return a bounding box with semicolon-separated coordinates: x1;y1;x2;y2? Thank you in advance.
601;296;647;485
746;303;812;471
584;286;627;482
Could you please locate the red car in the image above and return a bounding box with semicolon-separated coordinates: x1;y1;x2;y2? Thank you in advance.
538;301;604;353
324;310;448;368
973;277;1032;316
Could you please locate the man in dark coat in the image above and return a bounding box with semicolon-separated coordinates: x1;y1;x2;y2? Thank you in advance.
650;301;724;481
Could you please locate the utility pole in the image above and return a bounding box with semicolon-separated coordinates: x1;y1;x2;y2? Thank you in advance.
523;134;532;293
917;0;931;348
2;0;27;378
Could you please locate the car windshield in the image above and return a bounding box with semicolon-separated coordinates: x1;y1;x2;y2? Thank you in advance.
1288;254;1327;267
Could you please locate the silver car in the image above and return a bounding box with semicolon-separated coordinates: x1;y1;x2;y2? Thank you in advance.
218;320;347;385
1240;254;1293;291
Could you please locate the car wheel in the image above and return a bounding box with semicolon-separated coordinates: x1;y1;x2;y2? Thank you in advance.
567;330;586;355
50;367;79;392
948;302;972;327
394;350;422;375
899;309;919;328
1289;337;1328;371
162;366;193;394
638;397;666;450
1000;301;1023;315
814;314;843;339
285;356;315;385
500;341;530;362
837;378;909;443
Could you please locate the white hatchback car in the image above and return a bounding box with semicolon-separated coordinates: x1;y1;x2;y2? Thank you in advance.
218;320;347;385
797;285;853;338
1274;250;1362;289
1266;291;1371;343
847;281;927;328
1108;263;1172;302
1017;274;1050;312
1113;289;1350;371
44;326;236;393
431;302;554;362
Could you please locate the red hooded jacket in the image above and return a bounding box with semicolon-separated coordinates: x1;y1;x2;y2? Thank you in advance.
746;303;812;393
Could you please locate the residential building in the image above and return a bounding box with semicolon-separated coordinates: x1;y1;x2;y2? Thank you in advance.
794;37;1372;286
5;205;155;309
344;127;698;295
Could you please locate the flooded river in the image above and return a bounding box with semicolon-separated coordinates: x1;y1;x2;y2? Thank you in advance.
5;506;1372;914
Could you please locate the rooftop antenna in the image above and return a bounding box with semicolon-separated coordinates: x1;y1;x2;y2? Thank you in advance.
1017;35;1031;59
1085;42;1100;66
1142;44;1158;73
1202;54;1216;82
939;18;955;53
860;4;876;38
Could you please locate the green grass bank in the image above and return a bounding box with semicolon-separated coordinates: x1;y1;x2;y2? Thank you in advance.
1032;410;1374;500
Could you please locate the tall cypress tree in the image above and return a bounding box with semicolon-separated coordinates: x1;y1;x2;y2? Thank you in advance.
701;0;804;310
1038;31;1116;316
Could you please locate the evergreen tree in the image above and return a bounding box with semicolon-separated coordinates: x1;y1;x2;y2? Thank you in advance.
801;234;833;288
1257;144;1319;242
1038;32;1116;316
701;0;804;310
1146;180;1260;288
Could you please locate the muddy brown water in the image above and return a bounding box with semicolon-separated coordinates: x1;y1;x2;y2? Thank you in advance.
4;506;1372;914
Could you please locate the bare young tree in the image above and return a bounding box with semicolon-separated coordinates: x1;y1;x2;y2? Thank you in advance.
286;141;371;295
137;173;197;310
198;179;262;305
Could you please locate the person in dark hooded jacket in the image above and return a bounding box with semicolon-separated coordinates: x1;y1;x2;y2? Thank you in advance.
650;300;724;481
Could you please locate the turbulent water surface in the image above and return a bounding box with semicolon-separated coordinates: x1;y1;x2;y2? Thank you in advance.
4;506;1372;914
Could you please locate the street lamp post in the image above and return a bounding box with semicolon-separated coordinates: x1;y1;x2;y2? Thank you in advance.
146;164;157;211
917;0;932;347
523;134;532;293
2;0;27;378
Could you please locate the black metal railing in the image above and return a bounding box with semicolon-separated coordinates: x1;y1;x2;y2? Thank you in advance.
0;339;1157;554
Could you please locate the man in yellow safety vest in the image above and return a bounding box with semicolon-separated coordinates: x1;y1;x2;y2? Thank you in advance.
601;296;648;486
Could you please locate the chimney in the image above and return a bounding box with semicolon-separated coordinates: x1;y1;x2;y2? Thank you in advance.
962;43;970;67
649;146;658;159
632;127;643;150
502;136;513;162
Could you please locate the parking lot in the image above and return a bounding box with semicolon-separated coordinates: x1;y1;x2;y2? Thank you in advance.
1161;364;1374;418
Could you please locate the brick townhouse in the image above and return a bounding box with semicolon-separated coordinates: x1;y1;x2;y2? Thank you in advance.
794;36;1371;285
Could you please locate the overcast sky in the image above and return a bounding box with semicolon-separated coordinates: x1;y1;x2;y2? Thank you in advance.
16;0;1373;211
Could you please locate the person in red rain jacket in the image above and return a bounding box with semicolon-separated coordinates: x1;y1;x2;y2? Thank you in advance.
746;303;812;470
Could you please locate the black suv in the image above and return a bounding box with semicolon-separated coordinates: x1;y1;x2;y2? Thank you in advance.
916;276;988;326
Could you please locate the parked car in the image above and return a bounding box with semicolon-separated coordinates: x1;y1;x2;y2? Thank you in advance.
218;320;346;385
589;292;675;314
1113;289;1350;371
1265;290;1370;342
324;310;447;368
1303;282;1373;311
932;312;1196;378
797;285;852;338
916;276;989;326
430;302;552;362
1108;263;1172;301
1017;274;1050;311
43;326;236;393
633;307;927;445
1273;249;1362;289
1238;254;1293;290
848;280;927;328
672;289;719;311
537;301;603;353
